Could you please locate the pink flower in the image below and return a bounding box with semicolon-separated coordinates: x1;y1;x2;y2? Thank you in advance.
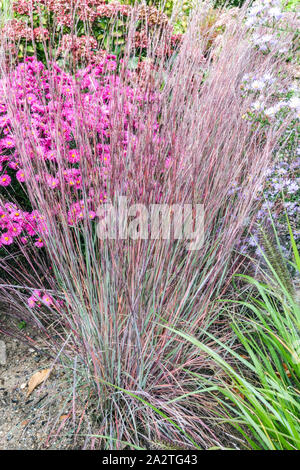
28;296;36;308
105;60;117;72
45;150;57;161
26;93;37;105
11;210;23;221
0;136;15;149
8;160;20;170
25;224;36;236
0;174;11;187
0;116;10;128
34;237;44;248
0;233;13;245
16;169;27;183
7;223;22;237
68;149;80;163
45;174;59;189
0;211;7;222
33;27;49;41
42;294;53;306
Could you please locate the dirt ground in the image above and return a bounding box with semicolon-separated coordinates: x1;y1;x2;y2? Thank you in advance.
0;317;85;450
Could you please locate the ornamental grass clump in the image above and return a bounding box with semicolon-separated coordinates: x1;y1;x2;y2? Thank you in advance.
0;2;296;449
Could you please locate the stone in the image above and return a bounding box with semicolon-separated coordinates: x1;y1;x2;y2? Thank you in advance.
0;341;6;365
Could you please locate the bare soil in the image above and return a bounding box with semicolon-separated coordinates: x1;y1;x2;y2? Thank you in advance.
0;317;83;450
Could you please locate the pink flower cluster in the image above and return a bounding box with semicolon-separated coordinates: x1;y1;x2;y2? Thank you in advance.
27;288;64;310
96;2;131;19
27;290;51;308
1;19;32;41
12;0;173;34
12;0;130;26
1;19;49;42
55;34;111;65
67;199;98;225
0;202;47;248
0;56;115;190
0;56;161;248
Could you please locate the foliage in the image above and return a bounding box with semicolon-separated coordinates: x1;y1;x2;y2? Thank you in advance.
168;219;300;449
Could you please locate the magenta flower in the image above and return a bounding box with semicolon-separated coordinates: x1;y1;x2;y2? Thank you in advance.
28;296;36;308
42;293;53;306
0;174;12;187
0;136;15;149
45;174;60;189
0;233;13;245
16;169;27;183
7;223;22;237
34;237;44;248
68;149;80;163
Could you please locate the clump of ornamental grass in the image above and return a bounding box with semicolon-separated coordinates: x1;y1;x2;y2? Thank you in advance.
0;2;295;449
